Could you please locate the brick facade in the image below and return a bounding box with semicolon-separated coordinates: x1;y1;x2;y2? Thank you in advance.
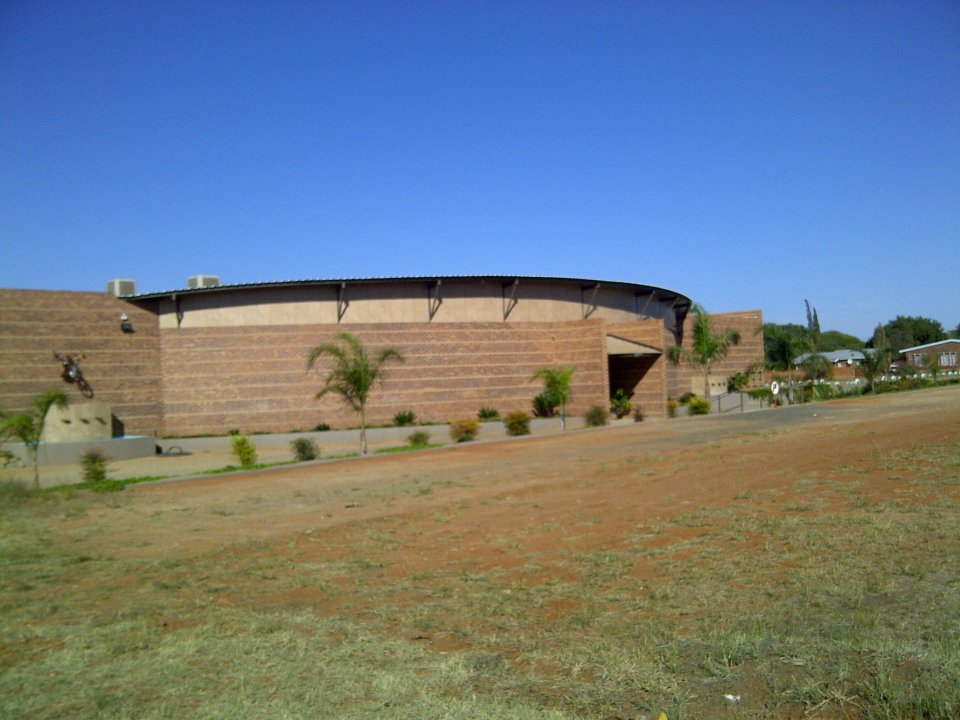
0;290;163;436
158;320;611;436
901;340;960;371
666;309;764;399
1;283;765;437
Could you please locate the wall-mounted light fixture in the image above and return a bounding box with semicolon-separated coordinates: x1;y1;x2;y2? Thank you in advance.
120;313;134;333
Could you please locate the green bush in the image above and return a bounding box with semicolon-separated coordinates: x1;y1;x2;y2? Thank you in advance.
504;410;531;436
727;372;749;392
231;434;258;468
687;396;711;415
633;409;644;422
407;430;431;447
290;437;319;462
747;387;773;400
393;410;416;427
313;422;331;432
532;393;557;417
678;392;696;405
449;419;480;443
610;389;632;419
814;383;839;400
585;406;608;427
477;407;500;421
80;447;111;484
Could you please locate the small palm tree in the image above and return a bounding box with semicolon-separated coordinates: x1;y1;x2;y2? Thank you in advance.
0;389;68;490
668;304;741;401
306;332;403;455
531;366;575;430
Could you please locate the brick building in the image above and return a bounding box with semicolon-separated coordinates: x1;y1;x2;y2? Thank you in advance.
899;339;960;372
0;276;763;437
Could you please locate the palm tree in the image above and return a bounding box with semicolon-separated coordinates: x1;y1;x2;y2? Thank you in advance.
668;304;741;401
306;332;403;455
531;366;575;430
0;389;68;490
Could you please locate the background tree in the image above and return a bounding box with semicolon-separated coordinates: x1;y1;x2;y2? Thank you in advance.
530;366;575;430
800;300;830;380
860;324;893;392
668;304;741;400
306;332;403;455
880;316;946;350
0;389;68;490
761;322;807;369
818;330;865;352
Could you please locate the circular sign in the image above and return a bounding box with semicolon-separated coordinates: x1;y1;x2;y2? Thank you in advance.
771;381;780;395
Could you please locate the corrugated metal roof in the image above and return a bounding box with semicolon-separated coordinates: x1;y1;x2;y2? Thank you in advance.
899;339;960;353
128;274;692;305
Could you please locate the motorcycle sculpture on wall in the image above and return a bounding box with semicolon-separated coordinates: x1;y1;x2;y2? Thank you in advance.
54;352;94;398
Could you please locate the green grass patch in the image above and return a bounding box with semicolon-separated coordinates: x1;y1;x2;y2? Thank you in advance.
374;443;444;455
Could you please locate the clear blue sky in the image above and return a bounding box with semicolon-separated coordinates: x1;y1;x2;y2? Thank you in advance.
2;1;958;339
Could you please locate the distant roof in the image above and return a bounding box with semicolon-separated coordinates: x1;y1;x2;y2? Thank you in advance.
791;349;866;365
899;338;960;353
128;274;692;307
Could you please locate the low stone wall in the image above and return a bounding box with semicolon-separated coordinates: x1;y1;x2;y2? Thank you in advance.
2;435;157;466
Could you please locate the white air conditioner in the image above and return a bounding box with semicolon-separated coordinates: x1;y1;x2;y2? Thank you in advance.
188;275;221;289
107;279;137;297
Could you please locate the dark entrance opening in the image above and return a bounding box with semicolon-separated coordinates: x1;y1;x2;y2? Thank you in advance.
609;354;658;398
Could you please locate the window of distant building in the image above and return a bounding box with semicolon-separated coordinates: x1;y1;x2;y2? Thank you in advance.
911;353;925;366
940;352;957;368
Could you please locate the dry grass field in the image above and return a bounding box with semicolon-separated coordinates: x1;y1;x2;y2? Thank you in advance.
2;387;959;718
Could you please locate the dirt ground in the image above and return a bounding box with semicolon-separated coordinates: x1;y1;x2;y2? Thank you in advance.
5;386;960;718
65;387;959;565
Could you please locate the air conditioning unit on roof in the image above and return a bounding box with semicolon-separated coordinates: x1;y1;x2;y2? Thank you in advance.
188;275;221;289
107;279;136;297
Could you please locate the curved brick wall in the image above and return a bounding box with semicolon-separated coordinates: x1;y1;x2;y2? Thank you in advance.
1;281;763;438
158;320;611;437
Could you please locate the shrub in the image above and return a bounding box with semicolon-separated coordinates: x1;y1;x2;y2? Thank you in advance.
477;407;500;421
727;372;748;392
633;409;644;422
667;399;679;418
408;430;431;447
610;389;632;419
532;393;557;417
687;396;711;415
504;410;531;436
291;437;319;462
231;434;258;468
313;422;331;432
449;419;480;443
678;392;696;405
814;384;838;401
585;405;609;427
80;447;111;484
393;410;416;427
227;428;241;436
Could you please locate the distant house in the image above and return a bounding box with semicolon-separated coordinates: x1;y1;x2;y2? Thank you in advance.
899;339;960;371
791;349;867;368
